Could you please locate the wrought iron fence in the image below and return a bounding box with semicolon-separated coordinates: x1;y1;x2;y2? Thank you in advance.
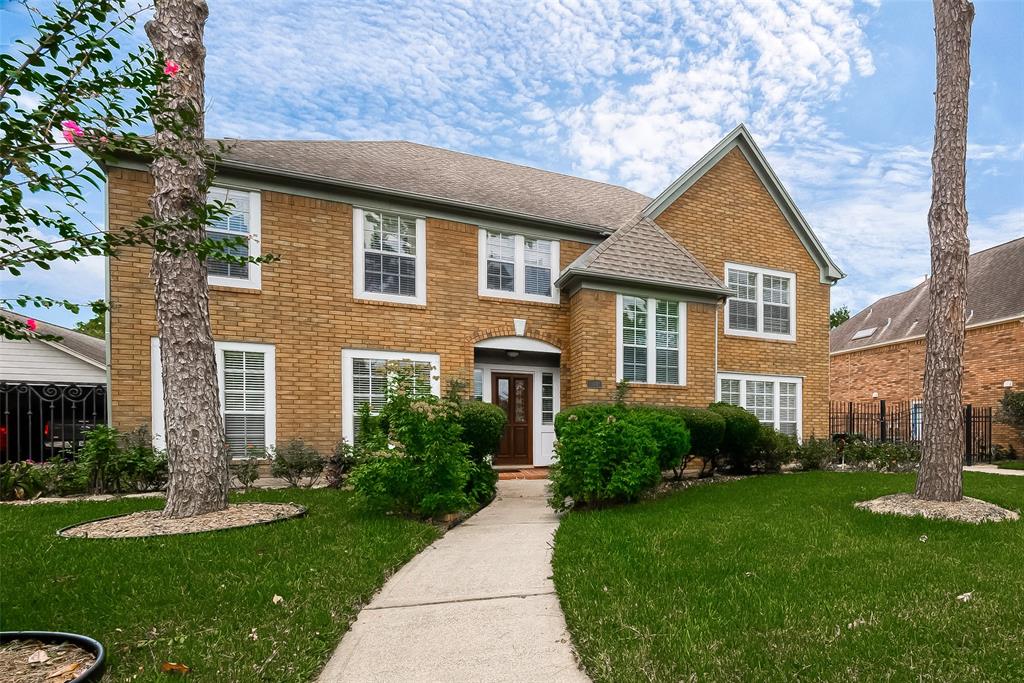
0;382;107;463
829;400;993;463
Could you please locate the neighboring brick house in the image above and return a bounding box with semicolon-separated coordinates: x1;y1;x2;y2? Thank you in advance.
106;124;843;467
830;237;1024;452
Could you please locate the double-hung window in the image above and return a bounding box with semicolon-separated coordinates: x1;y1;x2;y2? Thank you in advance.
617;294;685;385
150;340;276;456
717;373;801;438
478;229;559;303
353;208;427;305
724;263;795;341
341;349;440;443
206;186;261;289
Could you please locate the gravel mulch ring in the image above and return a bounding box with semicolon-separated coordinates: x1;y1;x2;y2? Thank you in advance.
59;502;306;538
855;493;1020;524
0;639;95;683
654;474;745;496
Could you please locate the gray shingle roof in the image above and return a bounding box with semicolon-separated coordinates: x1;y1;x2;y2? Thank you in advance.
557;215;731;295
215;139;650;232
1;310;106;366
830;236;1024;353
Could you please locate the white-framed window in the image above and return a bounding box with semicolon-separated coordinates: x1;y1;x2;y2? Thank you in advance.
472;368;484;401
206;186;262;290
477;229;560;303
541;372;555;425
724;262;796;341
353;208;427;305
341;349;440;443
717;372;802;439
150;339;276;457
616;294;686;385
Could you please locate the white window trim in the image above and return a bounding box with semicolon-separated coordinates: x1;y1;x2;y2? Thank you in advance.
207;186;262;290
716;371;802;440
341;348;441;443
477;228;560;304
724;262;796;342
150;339;276;455
353;207;427;306
615;294;687;386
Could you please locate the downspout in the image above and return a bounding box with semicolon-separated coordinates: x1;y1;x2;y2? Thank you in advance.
714;303;719;395
104;179;112;427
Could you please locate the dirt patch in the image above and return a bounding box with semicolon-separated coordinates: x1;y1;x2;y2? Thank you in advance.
855;493;1020;524
0;639;95;683
59;502;306;538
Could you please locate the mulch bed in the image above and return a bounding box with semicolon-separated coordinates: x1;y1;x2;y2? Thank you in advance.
654;473;745;497
855;493;1021;524
0;639;95;683
58;502;306;539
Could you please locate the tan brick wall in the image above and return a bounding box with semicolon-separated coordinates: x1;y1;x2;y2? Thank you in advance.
107;168;589;454
653;148;833;438
831;319;1024;451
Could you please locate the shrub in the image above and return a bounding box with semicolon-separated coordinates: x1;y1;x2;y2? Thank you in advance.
628;407;691;474
350;365;473;518
0;461;45;500
548;404;660;510
458;401;506;463
325;440;358;488
670;407;726;476
271;440;324;488
752;425;798;473
708;403;761;473
78;424;122;493
998;389;1024;440
232;453;261;491
466;459;498;507
118;426;167;492
796;438;838;471
36;458;88;496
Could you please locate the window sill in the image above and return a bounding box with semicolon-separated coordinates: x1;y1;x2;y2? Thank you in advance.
210;284;263;296
478;293;562;307
618;382;688;389
724;330;796;344
354;296;427;310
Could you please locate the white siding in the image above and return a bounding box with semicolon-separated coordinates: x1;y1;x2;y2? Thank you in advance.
0;338;106;384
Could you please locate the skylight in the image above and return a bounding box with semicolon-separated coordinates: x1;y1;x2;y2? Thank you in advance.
851;327;877;340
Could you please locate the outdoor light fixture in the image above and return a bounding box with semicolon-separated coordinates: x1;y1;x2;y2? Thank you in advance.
872;391;879;399
506;350;520;359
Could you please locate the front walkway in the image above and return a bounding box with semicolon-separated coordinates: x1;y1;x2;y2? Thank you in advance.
965;464;1024;477
317;479;589;682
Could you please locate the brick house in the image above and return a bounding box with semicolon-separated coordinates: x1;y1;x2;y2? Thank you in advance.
106;124;843;467
830;237;1024;452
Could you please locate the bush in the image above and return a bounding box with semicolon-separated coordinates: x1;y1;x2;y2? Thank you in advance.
232;453;261;491
628;407;691;474
708;403;761;473
998;389;1024;439
271;439;324;488
458;401;506;463
752;425;798;473
670;407;726;476
549;404;661;510
795;438;838;471
0;461;45;500
36;458;89;496
841;440;920;472
466;460;498;507
325;440;358;488
78;425;167;494
350;365;473;518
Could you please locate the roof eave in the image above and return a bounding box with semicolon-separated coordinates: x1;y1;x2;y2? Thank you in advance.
642;123;846;285
555;267;732;299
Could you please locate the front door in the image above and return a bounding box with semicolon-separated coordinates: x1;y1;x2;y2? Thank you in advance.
492;373;532;466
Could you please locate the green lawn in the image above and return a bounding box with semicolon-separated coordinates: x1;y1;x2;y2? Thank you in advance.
996;460;1024;471
553;472;1024;682
0;489;437;682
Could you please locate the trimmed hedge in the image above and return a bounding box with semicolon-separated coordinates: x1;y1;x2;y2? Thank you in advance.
669;407;725;476
708;402;761;473
628;407;692;472
458;400;507;463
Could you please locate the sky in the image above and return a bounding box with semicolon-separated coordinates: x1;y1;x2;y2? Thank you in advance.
2;0;1023;329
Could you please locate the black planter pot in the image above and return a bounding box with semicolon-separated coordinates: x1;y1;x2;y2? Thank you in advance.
0;631;105;682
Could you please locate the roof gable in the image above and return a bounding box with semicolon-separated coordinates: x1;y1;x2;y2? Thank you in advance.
643;124;844;284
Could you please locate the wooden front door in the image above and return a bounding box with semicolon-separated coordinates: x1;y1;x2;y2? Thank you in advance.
492;373;532;466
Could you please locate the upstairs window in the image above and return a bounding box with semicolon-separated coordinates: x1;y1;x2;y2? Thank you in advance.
617;295;686;385
207;186;261;289
353;208;426;305
478;229;559;303
725;263;795;341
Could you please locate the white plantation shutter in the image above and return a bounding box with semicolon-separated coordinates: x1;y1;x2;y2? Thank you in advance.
222;349;267;457
350;356;434;437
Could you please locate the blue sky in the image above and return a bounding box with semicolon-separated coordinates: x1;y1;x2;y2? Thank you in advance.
3;0;1022;328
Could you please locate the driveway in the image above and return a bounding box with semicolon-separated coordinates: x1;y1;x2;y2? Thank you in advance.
317;479;589;682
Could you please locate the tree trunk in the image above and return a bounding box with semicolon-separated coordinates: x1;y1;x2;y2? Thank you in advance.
915;0;974;503
146;0;229;518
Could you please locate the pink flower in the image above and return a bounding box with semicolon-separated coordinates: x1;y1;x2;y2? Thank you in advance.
26;318;38;332
61;120;83;144
164;59;181;77
99;136;108;144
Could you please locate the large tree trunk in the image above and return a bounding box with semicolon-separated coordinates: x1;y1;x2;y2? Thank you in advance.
915;0;974;503
146;0;229;518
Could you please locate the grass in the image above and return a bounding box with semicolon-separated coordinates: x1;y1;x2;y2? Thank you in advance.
553;472;1024;682
996;460;1024;471
0;488;438;682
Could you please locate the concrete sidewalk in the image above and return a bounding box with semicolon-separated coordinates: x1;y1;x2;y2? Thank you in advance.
965;464;1024;477
317;479;589;682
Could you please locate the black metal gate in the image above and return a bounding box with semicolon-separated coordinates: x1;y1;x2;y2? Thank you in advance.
0;382;107;462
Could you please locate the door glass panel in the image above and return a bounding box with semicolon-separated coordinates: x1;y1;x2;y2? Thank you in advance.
513;378;527;422
497;378;510;411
